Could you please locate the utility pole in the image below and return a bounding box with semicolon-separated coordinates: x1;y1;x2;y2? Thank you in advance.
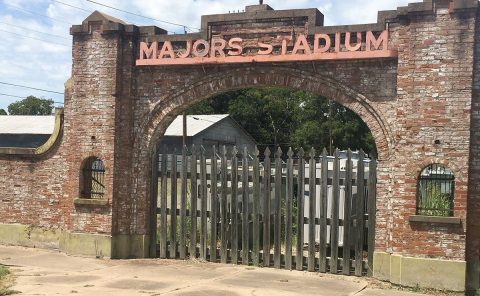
329;100;333;155
182;112;187;147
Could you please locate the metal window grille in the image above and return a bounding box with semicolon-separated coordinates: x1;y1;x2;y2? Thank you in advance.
82;158;105;199
417;164;454;217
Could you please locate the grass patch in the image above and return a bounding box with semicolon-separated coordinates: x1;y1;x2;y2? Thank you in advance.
0;266;8;279
0;265;18;296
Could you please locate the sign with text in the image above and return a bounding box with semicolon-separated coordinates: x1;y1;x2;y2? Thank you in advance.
136;31;396;66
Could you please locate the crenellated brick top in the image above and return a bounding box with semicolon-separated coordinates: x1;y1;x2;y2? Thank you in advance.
70;0;478;40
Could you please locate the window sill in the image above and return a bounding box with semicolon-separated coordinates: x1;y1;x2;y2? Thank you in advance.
74;198;109;206
409;215;461;225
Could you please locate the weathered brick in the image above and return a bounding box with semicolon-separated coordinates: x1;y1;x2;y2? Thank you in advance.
0;1;478;273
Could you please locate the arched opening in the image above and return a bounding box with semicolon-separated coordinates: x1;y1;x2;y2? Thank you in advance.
139;67;392;162
80;156;106;199
139;67;390;276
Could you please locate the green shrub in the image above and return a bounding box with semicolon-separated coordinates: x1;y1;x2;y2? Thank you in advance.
418;182;452;216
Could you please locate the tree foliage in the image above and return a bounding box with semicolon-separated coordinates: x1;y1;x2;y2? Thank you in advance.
0;109;6;115
187;87;376;156
7;96;54;115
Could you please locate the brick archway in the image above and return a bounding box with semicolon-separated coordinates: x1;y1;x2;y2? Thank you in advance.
139;66;393;163
130;65;395;260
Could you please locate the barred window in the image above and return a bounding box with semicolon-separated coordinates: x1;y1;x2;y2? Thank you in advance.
417;164;454;217
81;157;105;199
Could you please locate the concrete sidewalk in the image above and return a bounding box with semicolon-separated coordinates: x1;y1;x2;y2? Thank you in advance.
0;245;426;296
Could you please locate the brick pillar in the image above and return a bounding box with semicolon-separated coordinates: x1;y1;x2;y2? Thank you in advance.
69;12;140;258
466;7;480;294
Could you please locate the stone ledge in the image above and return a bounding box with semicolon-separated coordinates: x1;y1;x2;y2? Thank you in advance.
0;224;111;258
74;198;109;206
409;215;461;225
60;232;111;258
373;252;466;291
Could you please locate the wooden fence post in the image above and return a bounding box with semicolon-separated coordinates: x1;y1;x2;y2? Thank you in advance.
252;147;261;266
308;148;317;272
342;149;353;275
189;145;198;258
231;146;239;264
355;150;366;276
210;146;218;262
220;146;228;264
200;146;208;260
296;148;305;271
179;145;188;259
285;148;294;270
331;149;340;273
367;158;377;276
242;146;250;265
159;146;168;259
274;147;283;269
263;148;272;267
319;148;328;273
170;149;178;259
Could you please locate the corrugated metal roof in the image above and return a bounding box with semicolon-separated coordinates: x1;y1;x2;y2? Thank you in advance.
164;114;229;137
0;115;55;134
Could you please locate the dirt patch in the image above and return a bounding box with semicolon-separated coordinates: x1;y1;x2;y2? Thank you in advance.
105;279;167;290
173;290;241;296
33;275;100;284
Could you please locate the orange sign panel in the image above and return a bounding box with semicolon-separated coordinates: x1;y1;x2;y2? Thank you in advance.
136;31;397;66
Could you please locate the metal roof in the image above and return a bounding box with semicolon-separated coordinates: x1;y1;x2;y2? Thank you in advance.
164;114;229;137
0;115;55;134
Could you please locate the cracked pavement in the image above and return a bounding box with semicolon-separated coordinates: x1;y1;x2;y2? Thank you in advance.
0;245;426;296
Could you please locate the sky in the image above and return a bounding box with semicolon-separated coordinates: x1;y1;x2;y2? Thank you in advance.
0;0;415;112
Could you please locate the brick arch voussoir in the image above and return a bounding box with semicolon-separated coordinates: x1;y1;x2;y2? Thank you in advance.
141;67;393;162
409;158;459;180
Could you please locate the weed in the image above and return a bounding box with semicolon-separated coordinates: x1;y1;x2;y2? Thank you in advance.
411;284;421;293
0;265;19;296
418;182;452;216
0;266;9;279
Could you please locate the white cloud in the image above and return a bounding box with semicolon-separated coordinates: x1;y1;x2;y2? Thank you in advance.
0;0;415;111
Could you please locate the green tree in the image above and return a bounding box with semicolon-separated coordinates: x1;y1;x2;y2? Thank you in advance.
0;109;6;115
7;96;54;115
187;87;376;156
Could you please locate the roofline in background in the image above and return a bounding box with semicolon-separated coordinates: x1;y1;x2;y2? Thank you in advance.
0;108;64;156
195;115;258;146
164;114;229;137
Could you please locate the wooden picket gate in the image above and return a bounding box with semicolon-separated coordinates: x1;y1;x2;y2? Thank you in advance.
150;145;377;276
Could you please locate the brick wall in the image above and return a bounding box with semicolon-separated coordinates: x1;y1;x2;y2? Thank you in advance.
0;146;67;228
0;1;478;273
0;22;121;236
381;5;476;260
